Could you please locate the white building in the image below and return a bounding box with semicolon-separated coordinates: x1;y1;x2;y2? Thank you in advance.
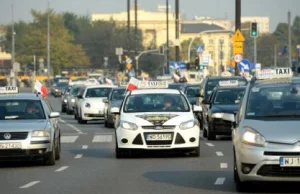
241;17;270;34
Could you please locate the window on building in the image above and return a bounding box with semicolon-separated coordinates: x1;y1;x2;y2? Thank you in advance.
209;51;214;60
209;39;214;45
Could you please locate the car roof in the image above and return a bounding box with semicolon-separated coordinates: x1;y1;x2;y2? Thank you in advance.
112;87;126;90
216;86;247;90
0;93;43;100
252;77;300;87
130;89;181;95
207;76;246;80
85;85;117;89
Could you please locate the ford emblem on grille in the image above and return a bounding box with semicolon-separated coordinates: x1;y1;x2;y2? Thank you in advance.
154;126;162;130
3;133;11;140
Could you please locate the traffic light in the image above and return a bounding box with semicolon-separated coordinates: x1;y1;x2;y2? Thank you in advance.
250;22;258;37
199;65;204;70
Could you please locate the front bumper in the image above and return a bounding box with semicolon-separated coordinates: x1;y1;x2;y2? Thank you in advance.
116;125;200;150
236;142;300;182
209;118;233;135
82;107;105;120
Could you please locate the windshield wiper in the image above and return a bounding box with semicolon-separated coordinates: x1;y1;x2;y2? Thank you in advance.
5;116;20;120
262;112;300;117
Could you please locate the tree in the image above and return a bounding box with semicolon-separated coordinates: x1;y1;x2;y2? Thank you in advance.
3;9;89;75
139;54;165;77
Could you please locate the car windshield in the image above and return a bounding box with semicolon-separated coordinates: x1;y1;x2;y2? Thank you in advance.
205;79;247;100
245;83;300;119
186;86;199;98
213;88;245;105
57;82;69;87
123;93;190;113
85;87;112;98
0;100;46;120
71;86;81;96
111;89;126;101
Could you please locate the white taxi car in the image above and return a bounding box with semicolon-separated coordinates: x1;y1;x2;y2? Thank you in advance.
76;85;117;124
114;81;202;158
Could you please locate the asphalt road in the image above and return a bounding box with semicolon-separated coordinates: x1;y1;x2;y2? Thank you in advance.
1;88;300;194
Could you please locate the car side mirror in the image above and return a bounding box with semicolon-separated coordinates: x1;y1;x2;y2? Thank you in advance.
103;99;109;103
193;105;202;112
235;100;240;104
77;95;83;99
110;107;120;114
49;112;60;118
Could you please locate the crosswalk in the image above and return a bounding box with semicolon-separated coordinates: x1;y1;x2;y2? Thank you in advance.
61;134;113;144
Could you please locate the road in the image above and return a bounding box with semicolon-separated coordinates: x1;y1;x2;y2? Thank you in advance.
1;88;300;194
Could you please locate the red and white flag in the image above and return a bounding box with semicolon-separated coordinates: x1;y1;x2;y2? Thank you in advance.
106;78;113;85
126;77;139;91
34;80;48;97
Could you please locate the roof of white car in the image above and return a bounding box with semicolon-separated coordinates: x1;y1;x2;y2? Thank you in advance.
130;89;181;95
85;85;117;89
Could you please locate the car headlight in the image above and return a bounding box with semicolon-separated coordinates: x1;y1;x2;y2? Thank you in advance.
71;99;75;103
242;127;265;147
55;89;58;92
120;121;138;130
63;99;67;103
85;102;91;108
32;130;50;137
179;119;197;130
211;113;224;118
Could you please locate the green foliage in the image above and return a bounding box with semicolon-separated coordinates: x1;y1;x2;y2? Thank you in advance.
139;54;165;77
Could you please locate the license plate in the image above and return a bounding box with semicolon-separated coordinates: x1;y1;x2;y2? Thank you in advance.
280;157;300;167
146;134;172;141
0;143;22;149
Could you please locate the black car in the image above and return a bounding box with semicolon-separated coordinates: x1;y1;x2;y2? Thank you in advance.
197;76;247;130
202;82;246;140
51;82;69;97
184;84;200;105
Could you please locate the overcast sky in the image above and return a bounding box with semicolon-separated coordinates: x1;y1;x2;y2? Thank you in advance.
0;0;299;32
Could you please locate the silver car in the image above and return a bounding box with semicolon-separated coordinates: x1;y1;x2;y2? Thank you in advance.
0;88;61;165
65;85;83;114
61;86;72;113
232;67;299;191
103;87;126;128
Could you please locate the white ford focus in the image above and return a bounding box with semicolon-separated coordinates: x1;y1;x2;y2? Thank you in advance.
114;81;202;158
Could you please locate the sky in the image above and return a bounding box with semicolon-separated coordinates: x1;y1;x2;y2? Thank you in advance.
0;0;299;32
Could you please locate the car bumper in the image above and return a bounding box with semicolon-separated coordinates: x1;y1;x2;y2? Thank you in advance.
116;126;200;150
236;143;300;182
53;91;62;96
209;118;233;135
82;107;105;120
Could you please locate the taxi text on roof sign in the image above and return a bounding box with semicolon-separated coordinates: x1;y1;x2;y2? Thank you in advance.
256;67;293;80
0;86;18;94
219;80;239;87
138;81;168;89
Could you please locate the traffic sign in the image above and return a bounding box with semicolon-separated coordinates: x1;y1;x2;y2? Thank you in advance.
232;29;245;42
233;42;244;54
116;47;123;55
234;54;243;63
238;59;251;72
196;45;204;54
202;55;210;66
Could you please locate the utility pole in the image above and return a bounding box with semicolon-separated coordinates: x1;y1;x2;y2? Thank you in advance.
274;44;277;67
11;4;16;87
47;1;51;79
127;0;130;34
288;10;292;68
220;40;224;72
254;37;257;64
134;0;138;54
166;0;169;74
235;0;241;75
175;0;180;61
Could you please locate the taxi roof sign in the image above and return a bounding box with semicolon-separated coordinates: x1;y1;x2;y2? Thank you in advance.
138;81;168;89
219;80;239;87
256;67;293;80
0;86;18;94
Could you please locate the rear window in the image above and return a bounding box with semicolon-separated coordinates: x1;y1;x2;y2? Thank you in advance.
85;88;112;98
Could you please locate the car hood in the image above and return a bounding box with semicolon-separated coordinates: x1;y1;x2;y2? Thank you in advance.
0;120;48;132
211;104;239;114
243;120;300;144
121;112;194;126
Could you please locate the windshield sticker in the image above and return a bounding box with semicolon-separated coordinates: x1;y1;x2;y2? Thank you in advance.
252;87;259;92
246;112;255;116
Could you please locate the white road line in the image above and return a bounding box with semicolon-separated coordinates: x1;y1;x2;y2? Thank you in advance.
92;135;113;143
205;143;214;147
55;166;69;172
220;163;228;169
20;181;40;189
74;154;83;159
62;133;87;136
61;136;78;143
214;178;225;185
216;151;224;156
106;135;112;142
82;145;88;149
94;132;115;135
59;119;84;134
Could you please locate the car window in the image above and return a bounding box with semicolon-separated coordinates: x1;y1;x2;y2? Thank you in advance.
186;86;199;98
110;89;126;101
0;100;46;120
85;88;113;98
213;88;245;105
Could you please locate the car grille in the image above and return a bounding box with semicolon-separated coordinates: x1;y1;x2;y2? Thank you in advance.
0;132;28;140
257;165;300;177
144;132;174;145
0;149;47;157
142;125;175;130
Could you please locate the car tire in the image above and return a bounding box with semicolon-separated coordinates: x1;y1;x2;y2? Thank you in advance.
74;112;78;120
78;116;87;124
104;120;108;128
192;142;200;157
44;142;56;166
203;128;208;138
66;109;72;115
55;135;61;160
61;106;66;113
107;122;114;128
234;151;250;192
207;125;216;140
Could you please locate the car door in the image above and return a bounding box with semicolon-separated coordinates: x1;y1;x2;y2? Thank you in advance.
42;98;59;142
75;86;85;114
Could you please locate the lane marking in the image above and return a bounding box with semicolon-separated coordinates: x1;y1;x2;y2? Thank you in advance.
220;163;228;169
106;135;112;142
74;154;83;159
59;118;84;134
20;181;40;189
61;136;78;143
214;178;225;185
55;166;69;172
94;132;115;135
205;143;214;147
216;151;224;156
92;135;113;143
82;145;88;149
62;133;87;136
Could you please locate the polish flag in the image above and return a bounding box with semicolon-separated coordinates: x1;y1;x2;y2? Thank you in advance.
126;77;139;91
34;80;48;97
106;78;113;85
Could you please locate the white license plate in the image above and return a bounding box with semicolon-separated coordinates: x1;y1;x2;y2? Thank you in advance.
146;134;172;141
280;157;300;167
0;143;22;149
